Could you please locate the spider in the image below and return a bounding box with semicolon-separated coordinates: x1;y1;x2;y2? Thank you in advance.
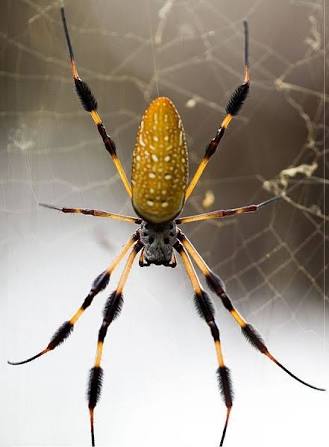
9;6;325;447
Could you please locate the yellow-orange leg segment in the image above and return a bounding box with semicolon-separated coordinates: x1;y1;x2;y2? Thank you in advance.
177;231;325;392
88;241;143;446
40;202;141;224
8;234;139;366
185;21;250;201
176;196;279;224
174;241;233;446
60;7;132;198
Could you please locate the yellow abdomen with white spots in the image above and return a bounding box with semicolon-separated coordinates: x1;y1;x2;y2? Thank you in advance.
131;97;189;224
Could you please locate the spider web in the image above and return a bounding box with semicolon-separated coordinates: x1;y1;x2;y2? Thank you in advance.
1;0;327;446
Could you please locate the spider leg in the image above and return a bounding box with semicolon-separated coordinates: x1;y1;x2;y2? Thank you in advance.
176;196;279;224
88;240;142;446
175;240;233;447
60;6;132;197
40;202;141;224
185;21;250;201
8;233;139;366
177;231;326;391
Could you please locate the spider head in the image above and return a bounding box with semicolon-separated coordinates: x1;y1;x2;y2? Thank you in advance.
139;221;177;266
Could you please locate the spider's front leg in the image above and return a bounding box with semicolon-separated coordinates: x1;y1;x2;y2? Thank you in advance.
88;240;143;446
178;231;325;392
175;240;233;446
8;233;139;365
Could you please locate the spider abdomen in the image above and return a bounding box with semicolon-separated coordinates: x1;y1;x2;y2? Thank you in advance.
131;97;188;224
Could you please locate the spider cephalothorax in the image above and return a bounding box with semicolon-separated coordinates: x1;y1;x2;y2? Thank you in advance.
138;220;177;266
8;6;324;447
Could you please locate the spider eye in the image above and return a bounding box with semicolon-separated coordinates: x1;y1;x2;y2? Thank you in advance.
149;236;154;244
164;237;170;244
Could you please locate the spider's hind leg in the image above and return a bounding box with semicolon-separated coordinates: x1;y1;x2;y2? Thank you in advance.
60;6;132;198
185;21;250;201
176;196;280;225
40;202;141;224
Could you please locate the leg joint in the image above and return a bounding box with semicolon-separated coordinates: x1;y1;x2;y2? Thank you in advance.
220;293;234;312
74;78;97;112
209;320;220;340
98;323;108;343
225;82;250;116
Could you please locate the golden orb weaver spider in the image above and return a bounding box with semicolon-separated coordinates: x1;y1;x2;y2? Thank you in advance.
8;5;325;447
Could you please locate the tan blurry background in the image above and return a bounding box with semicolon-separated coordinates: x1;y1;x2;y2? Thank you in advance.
1;0;328;446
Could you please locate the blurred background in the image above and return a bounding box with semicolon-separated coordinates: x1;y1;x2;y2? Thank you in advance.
1;0;328;446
